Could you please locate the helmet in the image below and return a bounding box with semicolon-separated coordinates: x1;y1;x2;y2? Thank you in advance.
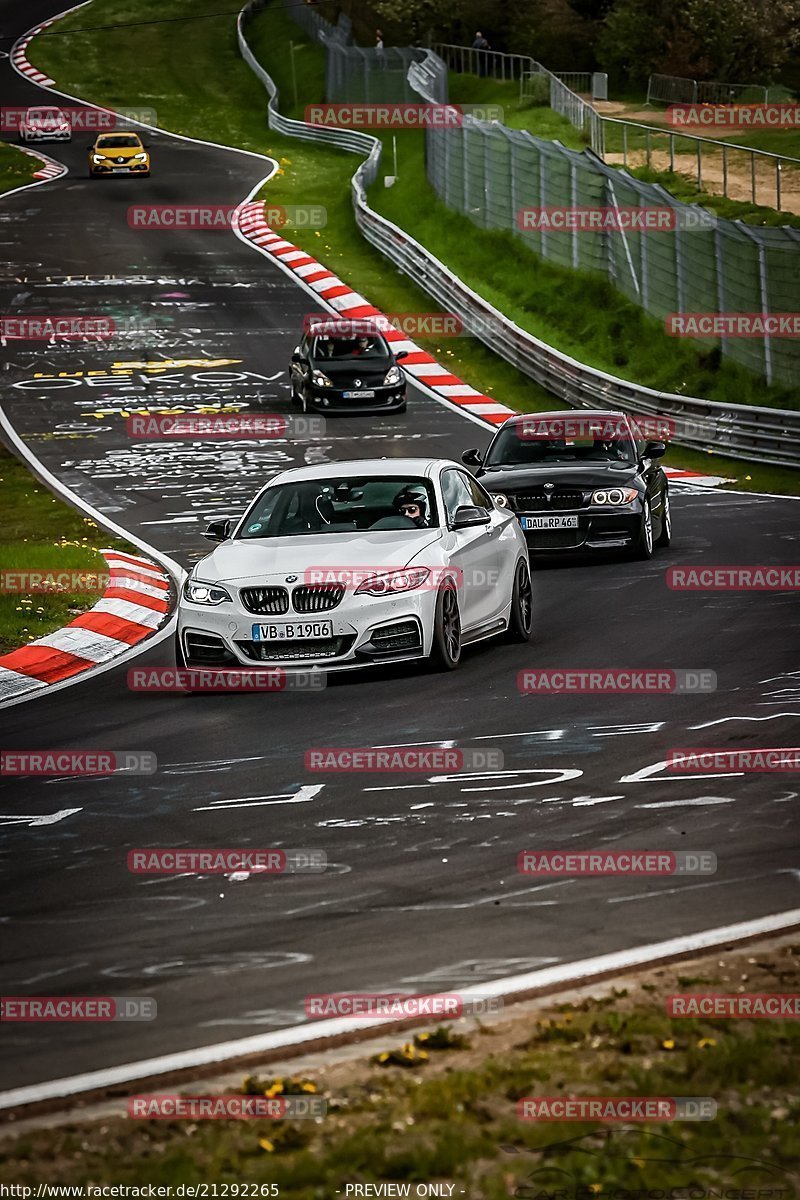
394;486;428;526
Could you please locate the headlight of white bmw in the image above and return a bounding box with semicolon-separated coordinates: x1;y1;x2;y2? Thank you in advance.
355;567;431;596
489;492;510;508
184;579;232;605
383;365;402;386
312;369;333;387
591;487;638;506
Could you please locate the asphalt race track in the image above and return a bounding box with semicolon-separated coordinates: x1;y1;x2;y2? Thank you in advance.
1;0;799;1094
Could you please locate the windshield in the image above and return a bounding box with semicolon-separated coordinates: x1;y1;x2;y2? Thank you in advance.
238;476;439;538
28;110;66;121
485;426;637;467
312;336;387;361
96;135;141;148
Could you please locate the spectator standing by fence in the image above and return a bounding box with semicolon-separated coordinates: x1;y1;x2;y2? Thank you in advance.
376;29;386;67
472;31;490;76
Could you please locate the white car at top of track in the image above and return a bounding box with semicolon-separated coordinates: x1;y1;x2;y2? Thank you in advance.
177;458;533;673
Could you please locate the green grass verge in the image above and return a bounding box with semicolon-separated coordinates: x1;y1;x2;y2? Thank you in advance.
2;941;799;1190
448;74;590;150
28;0;800;496
0;142;41;195
0;446;131;654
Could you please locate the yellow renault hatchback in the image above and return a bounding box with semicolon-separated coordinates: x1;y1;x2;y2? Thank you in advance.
88;132;150;177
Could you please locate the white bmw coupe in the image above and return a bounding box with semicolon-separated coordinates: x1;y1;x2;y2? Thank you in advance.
177;458;533;673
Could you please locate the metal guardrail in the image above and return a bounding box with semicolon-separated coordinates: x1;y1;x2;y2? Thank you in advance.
647;73;772;105
237;3;800;468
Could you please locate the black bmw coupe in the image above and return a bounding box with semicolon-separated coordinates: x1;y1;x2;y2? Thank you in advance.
462;409;671;558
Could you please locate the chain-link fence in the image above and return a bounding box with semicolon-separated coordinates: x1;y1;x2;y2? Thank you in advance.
279;7;799;387
424;115;800;385
290;1;351;45
326;43;429;103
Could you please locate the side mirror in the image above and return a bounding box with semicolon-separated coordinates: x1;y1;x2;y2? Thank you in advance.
86;142;94;149
203;518;233;542
394;349;408;361
452;505;491;529
644;441;666;459
461;448;483;467
291;352;304;365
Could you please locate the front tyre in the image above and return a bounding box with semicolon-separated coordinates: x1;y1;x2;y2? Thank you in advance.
429;583;461;670
632;497;654;560
655;488;671;548
505;558;533;643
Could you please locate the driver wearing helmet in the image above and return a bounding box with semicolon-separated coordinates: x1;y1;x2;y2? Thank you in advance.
394;486;429;528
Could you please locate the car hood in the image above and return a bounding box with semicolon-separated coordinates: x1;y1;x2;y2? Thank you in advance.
478;462;640;491
312;359;392;379
93;146;142;158
197;529;443;584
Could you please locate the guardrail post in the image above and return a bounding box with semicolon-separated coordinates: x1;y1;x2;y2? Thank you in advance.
722;145;727;197
751;153;757;203
697;140;702;191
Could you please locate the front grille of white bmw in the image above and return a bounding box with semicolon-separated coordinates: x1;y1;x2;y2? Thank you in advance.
292;584;345;613
240;586;289;615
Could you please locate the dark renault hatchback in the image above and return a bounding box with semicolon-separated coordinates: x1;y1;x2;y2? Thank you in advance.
462;410;671;559
290;319;408;414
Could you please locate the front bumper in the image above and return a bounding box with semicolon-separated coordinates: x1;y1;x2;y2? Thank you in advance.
89;160;149;174
22;129;71;141
306;382;406;413
515;504;642;553
178;587;436;672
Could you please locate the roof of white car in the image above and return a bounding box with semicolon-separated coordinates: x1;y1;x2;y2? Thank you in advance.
268;458;455;484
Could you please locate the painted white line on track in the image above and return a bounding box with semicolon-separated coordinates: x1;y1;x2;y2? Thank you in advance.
1;907;799;1111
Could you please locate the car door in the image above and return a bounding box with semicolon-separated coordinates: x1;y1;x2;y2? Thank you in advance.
439;468;501;630
465;472;520;618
